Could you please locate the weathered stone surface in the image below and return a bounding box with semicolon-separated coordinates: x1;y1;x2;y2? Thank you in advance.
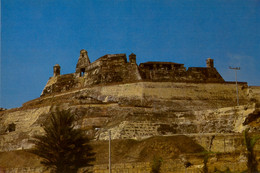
41;50;226;96
53;64;60;77
75;49;91;77
95;104;257;141
0;108;7;111
1;84;258;151
0;107;50;151
1;49;260;172
139;61;224;83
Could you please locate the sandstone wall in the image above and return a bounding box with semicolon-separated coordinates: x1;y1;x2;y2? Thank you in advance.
139;61;224;83
95;82;249;110
41;80;249;110
41;74;79;96
249;86;260;105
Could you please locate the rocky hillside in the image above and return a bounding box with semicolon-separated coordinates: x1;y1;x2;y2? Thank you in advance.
0;82;259;172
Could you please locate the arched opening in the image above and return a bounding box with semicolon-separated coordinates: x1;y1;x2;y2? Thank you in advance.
80;68;85;77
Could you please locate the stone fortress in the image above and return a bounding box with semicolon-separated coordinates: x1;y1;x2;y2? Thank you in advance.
42;49;224;96
0;49;260;172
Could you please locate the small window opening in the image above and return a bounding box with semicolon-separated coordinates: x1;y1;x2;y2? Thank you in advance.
6;123;16;132
80;68;85;77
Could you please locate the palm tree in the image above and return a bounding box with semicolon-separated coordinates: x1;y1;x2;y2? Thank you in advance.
30;108;95;173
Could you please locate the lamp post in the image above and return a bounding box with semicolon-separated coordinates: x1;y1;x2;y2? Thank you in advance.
109;130;111;173
229;66;240;106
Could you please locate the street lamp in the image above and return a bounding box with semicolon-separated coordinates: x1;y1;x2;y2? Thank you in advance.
109;130;111;173
229;66;240;106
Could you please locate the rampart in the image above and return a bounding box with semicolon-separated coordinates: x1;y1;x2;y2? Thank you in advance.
41;49;225;96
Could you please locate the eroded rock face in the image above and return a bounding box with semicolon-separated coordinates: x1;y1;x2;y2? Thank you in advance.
1;83;260;172
95;104;256;140
0;107;51;151
1;82;260;152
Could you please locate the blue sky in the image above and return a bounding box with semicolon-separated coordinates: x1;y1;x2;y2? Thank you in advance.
1;0;260;109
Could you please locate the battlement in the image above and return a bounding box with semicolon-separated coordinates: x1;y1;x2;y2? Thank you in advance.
41;50;225;96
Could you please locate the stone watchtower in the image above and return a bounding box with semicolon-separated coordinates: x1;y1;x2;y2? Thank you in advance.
75;49;91;77
206;58;214;68
129;53;136;64
53;64;60;77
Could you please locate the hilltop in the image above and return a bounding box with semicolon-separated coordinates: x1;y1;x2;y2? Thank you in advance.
0;50;259;172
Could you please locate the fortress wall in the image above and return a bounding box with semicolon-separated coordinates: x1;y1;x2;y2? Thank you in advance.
125;63;142;82
139;61;224;83
83;55;141;86
41;76;57;95
41;74;78;96
96;82;249;109
85;59;102;72
40;81;250;110
250;86;260;94
249;86;260;106
186;67;225;82
98;82;248;101
98;82;144;99
141;82;247;101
